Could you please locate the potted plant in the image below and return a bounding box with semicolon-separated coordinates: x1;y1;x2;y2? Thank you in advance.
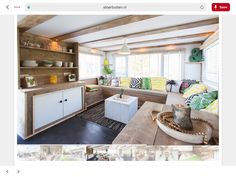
167;80;177;92
103;65;113;75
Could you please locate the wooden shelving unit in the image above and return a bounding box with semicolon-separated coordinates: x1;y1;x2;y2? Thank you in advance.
18;32;79;88
20;45;76;55
20;67;78;69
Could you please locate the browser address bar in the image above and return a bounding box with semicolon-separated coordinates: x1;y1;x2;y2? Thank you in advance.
25;3;206;12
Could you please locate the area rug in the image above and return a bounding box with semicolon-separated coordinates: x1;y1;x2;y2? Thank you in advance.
77;102;126;132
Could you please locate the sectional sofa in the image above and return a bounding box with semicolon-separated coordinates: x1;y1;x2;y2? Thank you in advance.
85;77;219;145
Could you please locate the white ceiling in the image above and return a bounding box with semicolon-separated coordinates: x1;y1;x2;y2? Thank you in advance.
18;15;218;51
99;36;207;51
84;24;218;49
24;15;124;38
65;15;217;43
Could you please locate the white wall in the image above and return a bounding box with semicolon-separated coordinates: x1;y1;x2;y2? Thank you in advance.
183;44;202;81
106;43;202;80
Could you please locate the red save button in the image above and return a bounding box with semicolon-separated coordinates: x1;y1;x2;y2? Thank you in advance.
212;3;230;11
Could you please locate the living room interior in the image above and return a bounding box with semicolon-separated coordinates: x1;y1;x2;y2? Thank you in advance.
17;15;219;145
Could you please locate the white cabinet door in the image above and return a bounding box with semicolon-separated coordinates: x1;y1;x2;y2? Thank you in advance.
33;91;64;130
63;87;83;116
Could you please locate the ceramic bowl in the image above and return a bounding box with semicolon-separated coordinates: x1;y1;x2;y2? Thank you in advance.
55;61;63;67
22;60;38;67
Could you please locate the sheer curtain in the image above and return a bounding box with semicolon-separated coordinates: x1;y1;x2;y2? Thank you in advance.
127;53;162;77
79;53;101;79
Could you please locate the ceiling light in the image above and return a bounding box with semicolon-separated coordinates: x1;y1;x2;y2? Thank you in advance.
119;40;130;55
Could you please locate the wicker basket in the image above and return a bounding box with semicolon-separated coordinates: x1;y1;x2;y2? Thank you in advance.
156;112;213;144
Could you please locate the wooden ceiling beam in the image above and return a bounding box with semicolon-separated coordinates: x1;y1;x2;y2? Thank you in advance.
82;18;219;46
96;32;213;50
104;41;204;52
18;15;56;33
52;15;160;41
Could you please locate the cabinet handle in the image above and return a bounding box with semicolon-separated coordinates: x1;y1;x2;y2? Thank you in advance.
59;100;63;103
64;99;68;102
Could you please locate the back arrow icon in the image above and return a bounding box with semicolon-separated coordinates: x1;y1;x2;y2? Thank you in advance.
6;5;9;9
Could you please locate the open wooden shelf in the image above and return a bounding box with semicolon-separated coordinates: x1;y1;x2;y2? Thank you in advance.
20;67;78;69
19;32;79;88
20;45;76;55
185;62;203;64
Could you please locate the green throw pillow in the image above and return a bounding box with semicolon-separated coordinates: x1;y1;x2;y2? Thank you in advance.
142;77;151;90
190;91;218;111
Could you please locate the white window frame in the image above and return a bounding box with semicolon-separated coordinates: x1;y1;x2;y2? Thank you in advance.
202;41;219;89
163;50;184;80
79;52;102;80
113;50;184;80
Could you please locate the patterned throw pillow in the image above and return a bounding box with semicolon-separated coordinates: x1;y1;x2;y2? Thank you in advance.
190;91;218;111
120;77;131;88
202;99;219;115
130;78;142;89
141;77;151;90
111;77;120;87
166;80;182;93
185;92;205;106
151;77;167;91
183;84;208;98
179;80;199;94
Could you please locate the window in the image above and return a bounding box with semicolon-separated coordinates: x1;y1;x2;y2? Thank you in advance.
163;51;183;80
204;42;219;84
127;54;162;77
79;53;101;79
114;51;183;79
115;56;127;77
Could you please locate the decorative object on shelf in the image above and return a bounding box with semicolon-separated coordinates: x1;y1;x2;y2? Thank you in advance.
156;111;213;144
22;60;38;67
166;80;177;92
68;74;76;82
24;76;37;88
119;88;124;98
43;60;53;67
34;43;41;48
50;74;58;84
62;46;67;52
189;48;203;62
63;61;68;67
54;61;63;67
20;40;28;46
172;104;193;131
69;62;74;68
68;48;73;53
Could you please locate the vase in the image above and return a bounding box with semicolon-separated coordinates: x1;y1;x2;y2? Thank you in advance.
172;104;193;131
50;75;58;84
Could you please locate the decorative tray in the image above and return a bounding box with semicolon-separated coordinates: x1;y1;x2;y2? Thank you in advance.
156;112;213;144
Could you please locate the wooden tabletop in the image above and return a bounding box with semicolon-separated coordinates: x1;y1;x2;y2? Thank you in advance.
113;101;219;145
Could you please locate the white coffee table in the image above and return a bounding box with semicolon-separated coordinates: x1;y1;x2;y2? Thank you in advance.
105;94;138;124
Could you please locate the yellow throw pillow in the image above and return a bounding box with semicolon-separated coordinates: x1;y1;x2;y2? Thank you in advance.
183;84;207;98
202;99;219;115
120;77;131;88
151;77;167;91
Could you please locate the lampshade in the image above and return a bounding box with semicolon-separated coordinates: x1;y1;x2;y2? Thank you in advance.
119;43;130;55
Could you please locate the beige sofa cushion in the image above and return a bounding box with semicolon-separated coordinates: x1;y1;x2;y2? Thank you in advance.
166;92;185;105
101;85;167;96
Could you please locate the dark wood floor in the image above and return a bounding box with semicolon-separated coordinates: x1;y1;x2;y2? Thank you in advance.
17;117;120;144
